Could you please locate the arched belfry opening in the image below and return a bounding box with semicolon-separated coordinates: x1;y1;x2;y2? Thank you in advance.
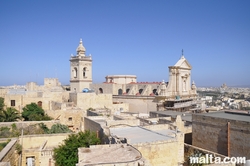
73;67;77;78
83;67;87;78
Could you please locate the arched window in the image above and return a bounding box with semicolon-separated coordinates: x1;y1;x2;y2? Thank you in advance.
183;80;186;91
126;89;130;93
99;88;103;93
37;101;42;108
73;68;77;78
153;89;158;95
83;67;87;78
118;89;123;95
139;89;143;94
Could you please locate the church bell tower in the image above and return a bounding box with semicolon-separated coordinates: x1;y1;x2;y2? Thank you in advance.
70;39;92;92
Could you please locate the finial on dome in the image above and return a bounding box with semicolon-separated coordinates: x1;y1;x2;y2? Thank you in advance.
80;38;82;43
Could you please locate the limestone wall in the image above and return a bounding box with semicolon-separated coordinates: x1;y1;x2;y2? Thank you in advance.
106;119;140;127
90;83;114;94
142;124;170;130
0;139;19;166
184;143;235;166
111;103;129;113
3;91;70;111
90;83;159;96
47;109;85;132
192;114;250;159
84;117;104;139
113;96;156;113
70;93;113;111
0;120;60;130
0;89;8;98
21;133;69;166
134;134;184;166
21;133;68;150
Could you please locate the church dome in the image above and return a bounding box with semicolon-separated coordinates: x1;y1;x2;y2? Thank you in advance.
76;39;86;56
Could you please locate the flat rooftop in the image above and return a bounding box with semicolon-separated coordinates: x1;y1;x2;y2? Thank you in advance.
110;126;176;144
195;111;250;123
150;111;192;122
77;144;141;165
92;119;107;126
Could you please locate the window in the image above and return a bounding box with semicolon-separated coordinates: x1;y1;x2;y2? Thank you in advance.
153;89;158;95
99;88;103;93
26;156;35;166
73;68;77;78
126;89;130;93
83;67;87;78
11;100;15;106
118;89;123;95
37;101;42;108
68;117;72;121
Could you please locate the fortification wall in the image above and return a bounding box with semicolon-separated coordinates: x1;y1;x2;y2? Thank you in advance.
192;114;250;159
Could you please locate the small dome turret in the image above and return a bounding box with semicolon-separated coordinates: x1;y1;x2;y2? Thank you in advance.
191;81;197;90
76;39;86;56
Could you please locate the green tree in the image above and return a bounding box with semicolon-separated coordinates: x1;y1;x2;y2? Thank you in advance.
22;103;52;121
0;107;21;122
53;130;100;166
0;97;4;111
38;123;50;134
49;124;72;134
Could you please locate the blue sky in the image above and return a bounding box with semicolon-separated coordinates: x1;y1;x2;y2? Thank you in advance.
0;0;249;87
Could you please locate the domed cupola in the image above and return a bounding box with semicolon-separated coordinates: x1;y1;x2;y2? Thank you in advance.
76;38;86;56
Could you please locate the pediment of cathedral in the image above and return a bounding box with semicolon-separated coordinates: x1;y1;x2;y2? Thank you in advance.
174;56;192;69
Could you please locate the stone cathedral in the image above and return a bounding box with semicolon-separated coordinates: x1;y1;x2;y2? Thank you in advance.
70;39;197;101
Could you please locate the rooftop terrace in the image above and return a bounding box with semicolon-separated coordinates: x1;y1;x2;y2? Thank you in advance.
110;126;177;144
